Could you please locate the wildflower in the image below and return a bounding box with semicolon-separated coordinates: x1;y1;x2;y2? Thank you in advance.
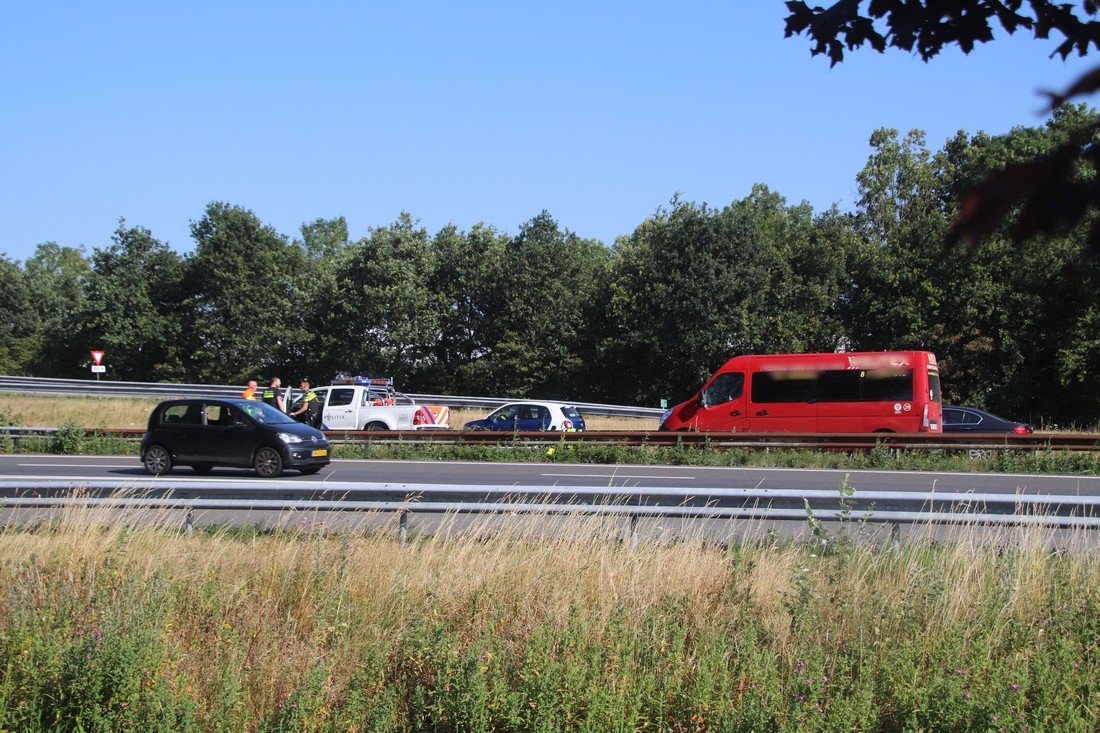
822;674;829;683
965;691;971;701
546;448;555;457
1010;683;1020;691
956;668;966;677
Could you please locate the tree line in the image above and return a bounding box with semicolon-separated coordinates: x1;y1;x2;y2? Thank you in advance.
2;107;1098;426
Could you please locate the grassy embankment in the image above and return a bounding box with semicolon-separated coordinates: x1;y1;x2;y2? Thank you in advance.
3;394;1100;475
0;507;1097;731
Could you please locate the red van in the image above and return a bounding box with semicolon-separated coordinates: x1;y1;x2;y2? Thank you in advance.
659;351;942;433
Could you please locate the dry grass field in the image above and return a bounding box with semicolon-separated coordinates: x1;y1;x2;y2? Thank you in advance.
0;507;1096;730
0;394;660;431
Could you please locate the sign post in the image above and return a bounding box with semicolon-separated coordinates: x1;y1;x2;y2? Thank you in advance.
89;349;105;381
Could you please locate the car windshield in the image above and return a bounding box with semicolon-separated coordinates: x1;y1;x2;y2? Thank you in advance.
238;401;297;424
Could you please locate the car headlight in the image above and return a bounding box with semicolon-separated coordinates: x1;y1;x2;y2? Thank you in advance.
277;432;304;444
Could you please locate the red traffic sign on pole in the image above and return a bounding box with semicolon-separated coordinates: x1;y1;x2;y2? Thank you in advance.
90;349;105;366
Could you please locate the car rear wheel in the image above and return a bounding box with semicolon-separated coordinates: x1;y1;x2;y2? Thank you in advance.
364;422;388;431
143;445;172;476
254;447;283;478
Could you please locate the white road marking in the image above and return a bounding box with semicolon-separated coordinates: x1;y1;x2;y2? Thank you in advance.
541;472;695;480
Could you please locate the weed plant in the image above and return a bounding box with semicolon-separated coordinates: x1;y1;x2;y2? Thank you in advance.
0;504;1097;731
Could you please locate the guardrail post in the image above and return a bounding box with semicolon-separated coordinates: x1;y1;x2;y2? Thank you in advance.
184;508;194;537
399;510;409;546
890;521;900;552
623;514;638;550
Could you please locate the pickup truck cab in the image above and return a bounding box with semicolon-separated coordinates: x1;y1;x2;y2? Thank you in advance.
303;376;450;431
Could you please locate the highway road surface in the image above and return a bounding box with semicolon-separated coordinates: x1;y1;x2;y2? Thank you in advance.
1;454;1098;497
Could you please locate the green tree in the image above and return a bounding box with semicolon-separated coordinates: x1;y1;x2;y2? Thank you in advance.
475;211;609;398
930;108;1100;422
601;188;854;406
0;256;36;374
784;1;1100;253
21;242;92;376
843;129;948;352
184;202;308;383
314;213;439;384
75;222;187;381
294;216;352;378
422;223;509;394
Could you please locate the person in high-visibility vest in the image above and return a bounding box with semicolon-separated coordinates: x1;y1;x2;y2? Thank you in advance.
261;376;285;411
241;380;258;400
290;380;321;427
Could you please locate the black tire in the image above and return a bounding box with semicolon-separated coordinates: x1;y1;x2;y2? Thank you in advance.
143;445;172;476
364;422;388;431
299;466;322;475
192;465;213;474
254;447;283;478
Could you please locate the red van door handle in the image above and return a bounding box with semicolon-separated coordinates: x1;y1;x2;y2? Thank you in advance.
755;409;769;416
729;409;741;416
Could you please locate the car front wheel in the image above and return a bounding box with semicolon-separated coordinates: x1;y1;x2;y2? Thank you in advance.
143;445;172;476
254;447;283;478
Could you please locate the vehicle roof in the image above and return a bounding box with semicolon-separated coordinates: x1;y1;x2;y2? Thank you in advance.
717;350;938;373
501;401;578;409
944;406;1024;422
155;397;260;407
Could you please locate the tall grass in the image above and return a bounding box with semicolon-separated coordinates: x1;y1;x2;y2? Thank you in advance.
0;505;1097;731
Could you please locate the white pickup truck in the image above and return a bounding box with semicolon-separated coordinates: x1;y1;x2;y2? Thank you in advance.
301;378;450;431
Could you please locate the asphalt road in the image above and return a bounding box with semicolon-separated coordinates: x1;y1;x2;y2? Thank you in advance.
1;454;1098;496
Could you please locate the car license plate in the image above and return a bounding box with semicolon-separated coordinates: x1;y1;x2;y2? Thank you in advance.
311;449;328;458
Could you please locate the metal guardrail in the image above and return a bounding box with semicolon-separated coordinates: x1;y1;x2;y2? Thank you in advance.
4;426;1099;453
0;376;664;419
1;480;1098;532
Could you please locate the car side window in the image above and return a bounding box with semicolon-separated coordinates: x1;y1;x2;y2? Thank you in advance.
942;408;962;425
703;373;744;406
538;406;550;420
327;388;355;408
962;410;982;425
494;406;518;421
204;404;233;426
162;404;199;425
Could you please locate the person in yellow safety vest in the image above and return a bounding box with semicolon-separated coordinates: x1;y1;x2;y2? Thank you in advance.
261;376;285;411
290;380;321;427
241;380;258;400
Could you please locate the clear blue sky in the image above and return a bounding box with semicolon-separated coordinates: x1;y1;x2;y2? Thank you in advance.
1;2;1094;262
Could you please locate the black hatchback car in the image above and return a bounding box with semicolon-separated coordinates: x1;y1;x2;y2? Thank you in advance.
941;406;1033;435
140;398;330;478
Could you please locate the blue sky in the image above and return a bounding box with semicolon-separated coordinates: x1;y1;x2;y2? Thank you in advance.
1;2;1094;262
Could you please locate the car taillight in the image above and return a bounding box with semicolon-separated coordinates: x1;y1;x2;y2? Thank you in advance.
921;404;930;431
413;411;423;425
1013;425;1030;435
562;419;572;430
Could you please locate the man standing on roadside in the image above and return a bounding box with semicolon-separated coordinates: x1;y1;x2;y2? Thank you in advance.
261;376;285;412
290;379;321;427
241;380;259;400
